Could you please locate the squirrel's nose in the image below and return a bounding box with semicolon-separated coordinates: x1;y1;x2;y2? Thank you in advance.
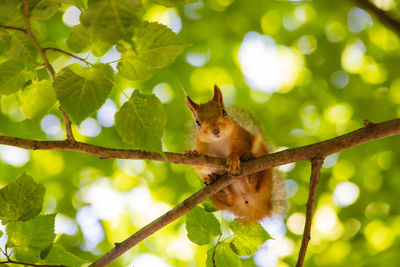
212;128;220;135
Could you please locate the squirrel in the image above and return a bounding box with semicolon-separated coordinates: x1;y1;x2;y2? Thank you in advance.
185;85;286;223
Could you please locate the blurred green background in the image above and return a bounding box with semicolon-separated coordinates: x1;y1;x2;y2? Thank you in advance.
1;0;400;266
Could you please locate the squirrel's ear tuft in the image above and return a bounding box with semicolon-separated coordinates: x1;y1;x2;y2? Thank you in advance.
213;85;224;106
185;95;199;115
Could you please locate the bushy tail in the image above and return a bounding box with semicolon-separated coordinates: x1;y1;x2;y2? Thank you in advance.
270;169;287;216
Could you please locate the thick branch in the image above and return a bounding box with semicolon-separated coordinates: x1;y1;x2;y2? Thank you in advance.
296;158;324;267
0;118;399;171
0;119;399;266
351;0;400;33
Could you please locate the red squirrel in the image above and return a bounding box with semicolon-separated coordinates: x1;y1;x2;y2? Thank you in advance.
185;85;285;223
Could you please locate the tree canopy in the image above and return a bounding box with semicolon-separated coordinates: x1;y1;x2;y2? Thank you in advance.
0;0;400;266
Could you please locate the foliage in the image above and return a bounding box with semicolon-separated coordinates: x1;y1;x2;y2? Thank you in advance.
0;174;86;265
0;0;400;266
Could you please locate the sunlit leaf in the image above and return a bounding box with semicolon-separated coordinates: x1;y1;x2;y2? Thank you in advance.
229;221;271;256
43;245;86;266
0;0;24;27
80;0;144;43
20;80;56;120
115;90;167;152
206;243;240;267
0;174;45;224
6;214;56;263
29;0;60;20
9;32;37;63
67;25;112;57
118;54;153;81
53;63;114;124
153;0;199;7
186;206;220;245
0;60;26;95
134;22;188;68
118;22;188;81
63;0;86;10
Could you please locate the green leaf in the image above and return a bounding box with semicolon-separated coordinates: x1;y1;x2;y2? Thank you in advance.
43;245;86;266
117;54;153;81
0;0;25;27
66;25;91;53
63;0;86;10
206;243;241;267
6;214;56;263
0;60;26;95
0;174;45;224
80;0;144;43
0;230;3;238
20;80;56;120
186;206;221;245
118;22;188;81
53;63;114;124
229;221;271;256
67;25;112;57
134;22;188;68
153;0;199;7
9;32;37;63
115;90;167;152
201;199;217;212
29;0;60;20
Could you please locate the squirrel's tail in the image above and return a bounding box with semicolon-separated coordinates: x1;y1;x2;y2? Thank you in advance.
270;169;287;216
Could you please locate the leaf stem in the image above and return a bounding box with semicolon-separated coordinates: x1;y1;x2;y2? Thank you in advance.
0;25;26;33
43;47;93;66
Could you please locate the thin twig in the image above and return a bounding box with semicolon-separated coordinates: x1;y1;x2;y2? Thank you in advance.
351;0;400;34
22;0;55;79
0;25;26;33
59;107;75;143
296;158;324;267
21;0;75;142
0;259;65;267
44;47;93;66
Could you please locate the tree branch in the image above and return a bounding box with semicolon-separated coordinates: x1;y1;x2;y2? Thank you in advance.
296;158;324;267
0;119;399;265
21;0;75;143
22;0;55;79
351;0;400;34
59;107;75;143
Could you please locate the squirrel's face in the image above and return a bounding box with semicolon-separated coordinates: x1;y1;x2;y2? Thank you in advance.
186;85;234;142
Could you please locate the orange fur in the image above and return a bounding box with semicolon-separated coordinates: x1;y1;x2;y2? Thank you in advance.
185;85;275;223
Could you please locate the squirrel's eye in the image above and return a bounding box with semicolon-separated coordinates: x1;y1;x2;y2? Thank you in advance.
222;109;227;116
195;119;201;126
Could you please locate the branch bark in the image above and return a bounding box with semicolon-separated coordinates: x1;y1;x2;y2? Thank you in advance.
86;118;400;266
2;119;396;266
296;158;324;267
351;0;400;34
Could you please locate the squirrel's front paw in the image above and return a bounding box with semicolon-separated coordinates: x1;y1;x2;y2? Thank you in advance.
227;154;241;175
204;173;219;186
184;150;199;157
240;152;254;161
